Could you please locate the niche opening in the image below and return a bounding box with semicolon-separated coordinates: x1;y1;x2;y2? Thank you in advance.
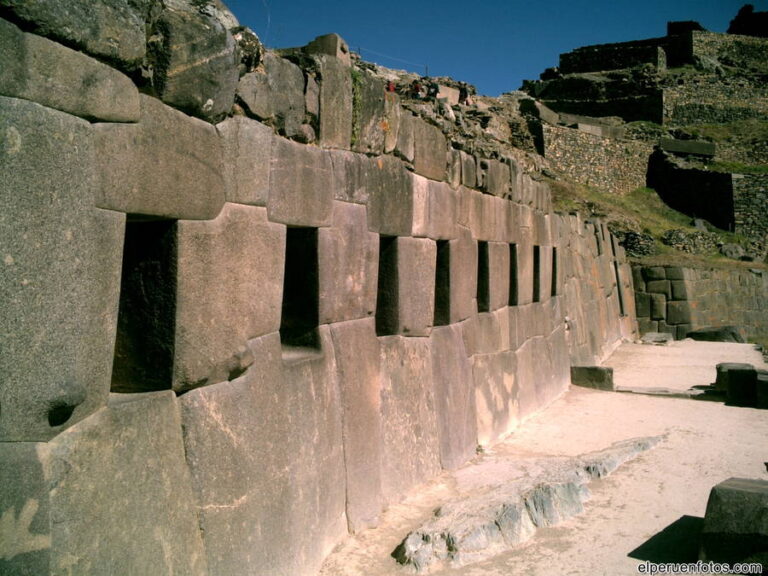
280;227;320;350
509;243;518;306
477;241;490;313
533;245;541;303
434;240;450;326
376;236;398;336
111;217;177;393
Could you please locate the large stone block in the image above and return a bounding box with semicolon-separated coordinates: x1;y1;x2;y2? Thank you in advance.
412;176;458;240
460;151;477;188
461;313;502;356
0;18;140;122
376;237;436;337
516;227;535;306
666;301;692;325
181;332;347;576
635;292;651;317
379;336;441;503
268;136;334;226
481;158;511;197
238;52;305;136
319;202;378;324
447;227;479;324
150;1;239;122
474;351;519;445
95;94;225;219
489;242;511;311
352;72;387;154
0;442;50;575
412;116;447;180
316;55;353;149
395;112;415;163
1;97;124;441
174;204;286;391
366;155;415;236
701;478;768;566
216;116;273;206
0;0;148;70
330;319;383;533
43;391;208;575
430;325;477;470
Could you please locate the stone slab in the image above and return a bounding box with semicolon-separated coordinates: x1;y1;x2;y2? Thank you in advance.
395;112;416;163
412;176;458;240
0;17;140;122
181;332;347;575
318;202;378;324
366;155;415;236
412;116;447;181
43;391;207;575
376;237;436;337
95;94;225;219
474;351;519;445
268;136;334;226
460;151;477;188
1;96;124;441
462;313;502;357
330;319;383;533
174;204;286;391
430;325;477;470
660;138;716;158
316;55;353;149
379;336;441;504
352;72;387;155
666;301;692;325
216;115;273;206
449;227;479;323
0;0;148;70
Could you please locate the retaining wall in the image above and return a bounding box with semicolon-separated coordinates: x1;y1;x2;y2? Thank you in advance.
0;4;636;575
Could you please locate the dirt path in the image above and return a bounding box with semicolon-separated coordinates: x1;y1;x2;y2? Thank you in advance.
319;342;768;576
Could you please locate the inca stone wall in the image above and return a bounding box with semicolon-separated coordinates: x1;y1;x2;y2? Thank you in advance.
0;3;636;575
542;124;654;195
633;265;768;340
733;174;768;253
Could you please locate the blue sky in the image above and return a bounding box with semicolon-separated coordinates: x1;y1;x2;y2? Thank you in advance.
224;0;768;96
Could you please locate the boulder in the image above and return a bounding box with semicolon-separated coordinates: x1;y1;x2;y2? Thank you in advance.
148;0;240;122
700;478;768;567
237;52;306;137
687;326;745;343
570;366;615;391
0;0;149;70
0;17;140;122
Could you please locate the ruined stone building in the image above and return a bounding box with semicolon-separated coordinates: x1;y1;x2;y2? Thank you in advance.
0;1;764;575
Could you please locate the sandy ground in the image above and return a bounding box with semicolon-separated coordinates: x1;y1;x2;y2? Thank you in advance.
319;341;768;576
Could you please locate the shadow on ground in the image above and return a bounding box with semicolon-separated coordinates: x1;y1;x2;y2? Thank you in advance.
628;515;704;563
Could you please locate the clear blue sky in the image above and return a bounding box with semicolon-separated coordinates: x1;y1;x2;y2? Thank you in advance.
224;0;767;96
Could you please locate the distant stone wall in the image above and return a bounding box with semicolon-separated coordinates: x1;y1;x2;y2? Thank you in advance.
663;75;768;125
557;33;694;74
0;5;636;576
633;265;768;340
733;174;768;256
542;124;653;195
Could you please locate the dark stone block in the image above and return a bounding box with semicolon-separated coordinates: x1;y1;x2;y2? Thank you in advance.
571;366;614;391
715;363;755;391
635;292;651;317
701;478;768;567
660;138;716;158
666;301;692;325
651;293;667;320
757;372;768;410
688;326;746;343
670;280;689;301
646;280;671;298
643;266;666;281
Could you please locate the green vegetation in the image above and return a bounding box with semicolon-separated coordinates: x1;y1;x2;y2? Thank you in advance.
350;67;363;146
549;180;761;268
706;160;768;175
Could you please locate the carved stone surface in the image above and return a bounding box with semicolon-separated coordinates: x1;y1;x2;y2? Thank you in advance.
0;96;124;442
95;95;225;220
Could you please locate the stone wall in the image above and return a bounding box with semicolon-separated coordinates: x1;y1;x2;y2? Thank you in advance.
542;124;654;195
0;4;636;575
663;75;768;125
633;265;768;340
733;174;768;256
